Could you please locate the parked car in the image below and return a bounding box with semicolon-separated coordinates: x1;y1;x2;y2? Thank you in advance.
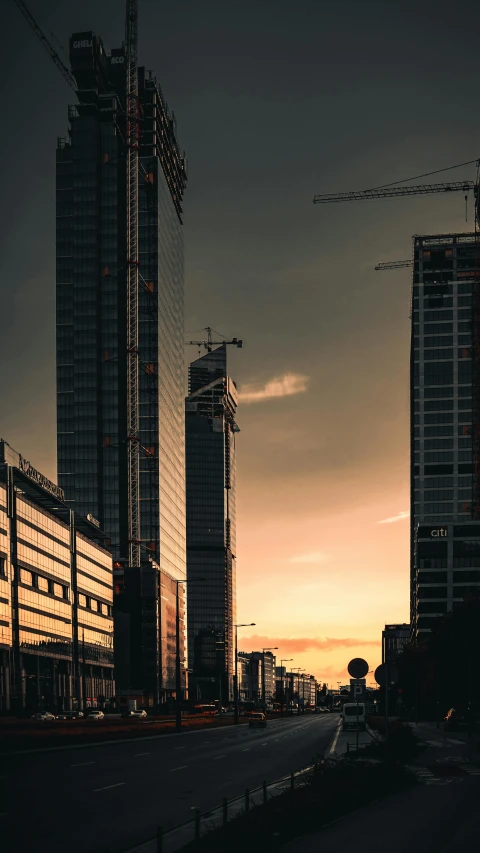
31;712;55;722
444;708;470;731
342;703;366;731
57;710;84;720
131;709;147;718
86;710;104;720
248;712;267;729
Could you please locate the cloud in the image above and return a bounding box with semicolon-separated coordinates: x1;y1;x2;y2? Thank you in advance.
378;510;410;524
289;551;329;564
238;372;308;404
239;635;380;654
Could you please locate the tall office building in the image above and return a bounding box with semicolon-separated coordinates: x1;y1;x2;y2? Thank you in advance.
56;34;187;703
185;345;239;702
411;232;480;640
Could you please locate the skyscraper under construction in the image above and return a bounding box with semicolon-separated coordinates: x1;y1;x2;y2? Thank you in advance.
411;232;480;640
186;345;239;703
56;28;188;703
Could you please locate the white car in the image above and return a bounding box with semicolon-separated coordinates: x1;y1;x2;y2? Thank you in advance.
31;712;55;721
87;710;105;720
131;709;147;718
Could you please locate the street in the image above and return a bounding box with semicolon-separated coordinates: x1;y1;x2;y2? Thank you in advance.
1;713;337;853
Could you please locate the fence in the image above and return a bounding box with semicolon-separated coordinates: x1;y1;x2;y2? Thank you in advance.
129;757;322;853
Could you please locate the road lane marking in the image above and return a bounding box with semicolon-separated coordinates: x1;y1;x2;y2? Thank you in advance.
175;746;186;750
274;739;279;742
134;752;150;756
170;765;187;772
94;782;125;792
214;755;226;760
261;742;268;746
202;741;210;744
328;720;342;756
71;762;95;767
242;748;250;752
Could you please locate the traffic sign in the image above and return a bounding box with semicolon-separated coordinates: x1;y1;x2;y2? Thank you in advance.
374;663;399;687
347;658;369;679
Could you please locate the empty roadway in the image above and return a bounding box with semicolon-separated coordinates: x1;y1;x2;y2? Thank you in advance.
1;713;338;853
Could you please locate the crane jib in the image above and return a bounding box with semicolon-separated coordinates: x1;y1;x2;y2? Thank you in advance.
313;181;477;204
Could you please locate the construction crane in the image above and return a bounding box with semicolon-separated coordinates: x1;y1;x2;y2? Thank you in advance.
375;260;413;271
185;327;243;353
13;0;77;91
125;0;140;568
313;180;477;207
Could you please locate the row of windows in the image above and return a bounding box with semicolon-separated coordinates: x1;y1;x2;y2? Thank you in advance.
19;568;69;600
77;592;112;616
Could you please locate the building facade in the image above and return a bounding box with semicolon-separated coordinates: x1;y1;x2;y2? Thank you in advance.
186;345;239;702
0;440;114;714
411;232;480;638
56;33;187;702
382;623;410;664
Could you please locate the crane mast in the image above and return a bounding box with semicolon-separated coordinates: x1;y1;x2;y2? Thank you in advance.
125;0;140;568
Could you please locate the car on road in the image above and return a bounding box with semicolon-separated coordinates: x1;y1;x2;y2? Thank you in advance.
444;707;471;731
248;712;267;729
31;712;55;722
56;710;84;720
86;710;104;720
130;709;147;718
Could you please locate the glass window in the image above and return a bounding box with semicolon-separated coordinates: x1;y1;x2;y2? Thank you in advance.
37;576;49;593
20;568;32;586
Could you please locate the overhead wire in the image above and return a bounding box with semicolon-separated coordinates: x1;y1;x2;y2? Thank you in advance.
366;157;480;192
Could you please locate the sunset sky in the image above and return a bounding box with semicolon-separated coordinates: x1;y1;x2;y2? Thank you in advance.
2;0;480;685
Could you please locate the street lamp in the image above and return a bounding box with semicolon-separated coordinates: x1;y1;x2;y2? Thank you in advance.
234;623;256;725
262;647;278;709
175;578;205;732
280;659;293;716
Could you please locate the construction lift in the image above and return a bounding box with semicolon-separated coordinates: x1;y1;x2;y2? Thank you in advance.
313;159;480;518
375;260;413;271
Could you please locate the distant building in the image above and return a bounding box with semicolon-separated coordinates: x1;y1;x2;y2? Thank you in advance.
411;232;480;638
382;623;410;664
186;345;239;702
0;440;114;714
249;651;277;703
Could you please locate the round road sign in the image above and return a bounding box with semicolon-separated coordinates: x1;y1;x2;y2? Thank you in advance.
374;663;399;687
347;658;369;679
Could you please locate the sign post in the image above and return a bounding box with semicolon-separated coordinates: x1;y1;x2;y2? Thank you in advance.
347;659;369;752
374;663;399;749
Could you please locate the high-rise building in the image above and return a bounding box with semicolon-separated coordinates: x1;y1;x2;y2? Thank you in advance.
56;33;187;703
0;440;114;714
185;345;239;702
411;232;480;639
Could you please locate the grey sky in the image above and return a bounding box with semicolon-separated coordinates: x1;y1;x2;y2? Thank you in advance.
1;0;480;512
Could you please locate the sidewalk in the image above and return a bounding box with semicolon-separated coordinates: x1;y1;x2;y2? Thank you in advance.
284;720;480;853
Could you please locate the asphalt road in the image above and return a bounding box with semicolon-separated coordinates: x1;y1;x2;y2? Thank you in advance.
1;713;337;853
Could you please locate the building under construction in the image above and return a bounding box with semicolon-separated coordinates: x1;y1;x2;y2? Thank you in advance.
55;24;188;704
411;232;480;639
185;345;239;703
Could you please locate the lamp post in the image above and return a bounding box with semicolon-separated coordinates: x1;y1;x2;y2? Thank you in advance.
175;578;205;732
280;659;292;717
234;623;255;725
262;647;278;710
292;667;304;715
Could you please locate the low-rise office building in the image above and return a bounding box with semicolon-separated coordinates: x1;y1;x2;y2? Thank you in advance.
0;440;114;714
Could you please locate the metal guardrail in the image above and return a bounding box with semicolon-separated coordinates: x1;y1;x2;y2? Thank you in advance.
128;758;322;853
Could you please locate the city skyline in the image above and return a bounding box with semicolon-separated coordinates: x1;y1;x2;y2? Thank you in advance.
4;0;480;681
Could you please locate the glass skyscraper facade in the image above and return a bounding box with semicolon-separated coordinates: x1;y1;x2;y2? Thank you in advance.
186;345;238;702
56;33;187;703
411;232;480;639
